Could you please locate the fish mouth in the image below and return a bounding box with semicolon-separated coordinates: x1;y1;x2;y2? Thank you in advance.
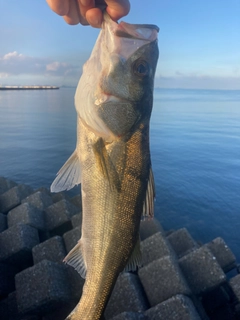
115;22;159;41
94;93;121;106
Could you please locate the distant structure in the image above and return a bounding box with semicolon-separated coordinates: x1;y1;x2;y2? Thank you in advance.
0;86;59;90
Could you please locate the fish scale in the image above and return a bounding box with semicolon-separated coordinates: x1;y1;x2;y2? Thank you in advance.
51;13;159;320
65;122;150;319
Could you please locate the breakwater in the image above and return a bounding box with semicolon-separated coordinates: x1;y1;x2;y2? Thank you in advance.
0;176;240;319
0;86;59;90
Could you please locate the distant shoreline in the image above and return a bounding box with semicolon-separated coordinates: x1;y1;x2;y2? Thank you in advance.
0;86;59;90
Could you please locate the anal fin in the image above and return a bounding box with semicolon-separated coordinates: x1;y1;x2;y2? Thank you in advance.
63;240;87;279
124;236;142;272
142;167;155;218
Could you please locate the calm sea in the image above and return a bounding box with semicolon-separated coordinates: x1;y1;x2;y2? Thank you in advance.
0;88;240;261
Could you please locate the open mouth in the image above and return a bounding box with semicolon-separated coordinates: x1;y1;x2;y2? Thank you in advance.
115;22;159;41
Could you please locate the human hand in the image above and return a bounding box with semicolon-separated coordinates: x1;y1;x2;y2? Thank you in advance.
46;0;130;28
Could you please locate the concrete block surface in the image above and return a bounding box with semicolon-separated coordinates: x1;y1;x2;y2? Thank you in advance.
0;263;19;297
229;274;240;302
0;177;17;195
140;218;164;241
0;297;9;319
144;294;201;320
179;246;226;295
45;199;79;235
7;291;22;320
235;303;240;316
105;273;148;319
0;224;39;268
0;184;33;213
110;312;147;320
63;226;81;253
139;255;191;307
64;265;84;301
41;301;77;320
205;237;236;272
167;228;199;258
2;175;240;320
69;194;82;209
201;285;231;314
0;212;7;232
35;187;51;196
22;191;53;210
141;231;175;267
71;213;82;228
32;235;67;264
8;202;45;230
51;191;71;203
15;260;72;315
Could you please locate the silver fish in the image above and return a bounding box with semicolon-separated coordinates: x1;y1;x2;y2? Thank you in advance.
51;13;159;320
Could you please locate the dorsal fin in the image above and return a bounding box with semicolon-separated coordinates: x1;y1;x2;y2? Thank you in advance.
50;150;81;193
142;167;155;218
63;240;87;279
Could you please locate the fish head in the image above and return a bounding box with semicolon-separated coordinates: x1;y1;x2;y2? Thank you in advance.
75;15;159;139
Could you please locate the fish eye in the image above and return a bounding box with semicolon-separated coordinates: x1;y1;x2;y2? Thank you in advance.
133;59;149;77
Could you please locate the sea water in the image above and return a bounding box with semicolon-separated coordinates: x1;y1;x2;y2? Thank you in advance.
0;88;240;261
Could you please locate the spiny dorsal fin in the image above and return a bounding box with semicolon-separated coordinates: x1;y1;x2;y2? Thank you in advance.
50;150;81;193
124;236;142;272
63;240;87;279
142;167;155;218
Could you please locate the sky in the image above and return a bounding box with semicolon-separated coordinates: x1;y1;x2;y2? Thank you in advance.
0;0;239;89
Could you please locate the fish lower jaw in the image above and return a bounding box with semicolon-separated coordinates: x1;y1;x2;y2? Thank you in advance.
94;93;121;106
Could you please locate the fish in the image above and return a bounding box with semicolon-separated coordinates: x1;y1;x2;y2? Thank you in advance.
51;13;159;320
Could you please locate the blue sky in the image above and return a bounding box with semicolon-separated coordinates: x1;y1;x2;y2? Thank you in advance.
0;0;239;89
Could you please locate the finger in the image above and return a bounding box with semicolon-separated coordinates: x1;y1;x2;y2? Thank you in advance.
78;0;106;27
79;0;93;5
105;0;130;21
77;0;98;26
46;0;69;16
79;0;106;19
78;0;95;18
63;0;88;25
76;0;95;19
85;8;104;28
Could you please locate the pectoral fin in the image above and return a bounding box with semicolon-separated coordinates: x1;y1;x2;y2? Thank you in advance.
63;240;87;279
50;150;81;193
93;138;121;191
142;167;155;218
124;236;142;272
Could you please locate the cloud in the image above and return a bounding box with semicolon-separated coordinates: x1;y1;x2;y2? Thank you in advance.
45;61;80;78
0;51;48;75
155;72;240;90
2;51;23;60
0;73;9;78
46;61;68;71
0;51;81;78
2;51;239;90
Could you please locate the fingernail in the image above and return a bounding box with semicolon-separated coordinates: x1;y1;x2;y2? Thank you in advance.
90;16;102;28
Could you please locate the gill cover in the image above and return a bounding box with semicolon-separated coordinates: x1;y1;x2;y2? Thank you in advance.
74;13;159;140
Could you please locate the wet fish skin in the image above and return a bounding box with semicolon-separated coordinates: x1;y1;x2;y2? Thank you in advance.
51;15;159;320
66;119;151;320
98;40;158;138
